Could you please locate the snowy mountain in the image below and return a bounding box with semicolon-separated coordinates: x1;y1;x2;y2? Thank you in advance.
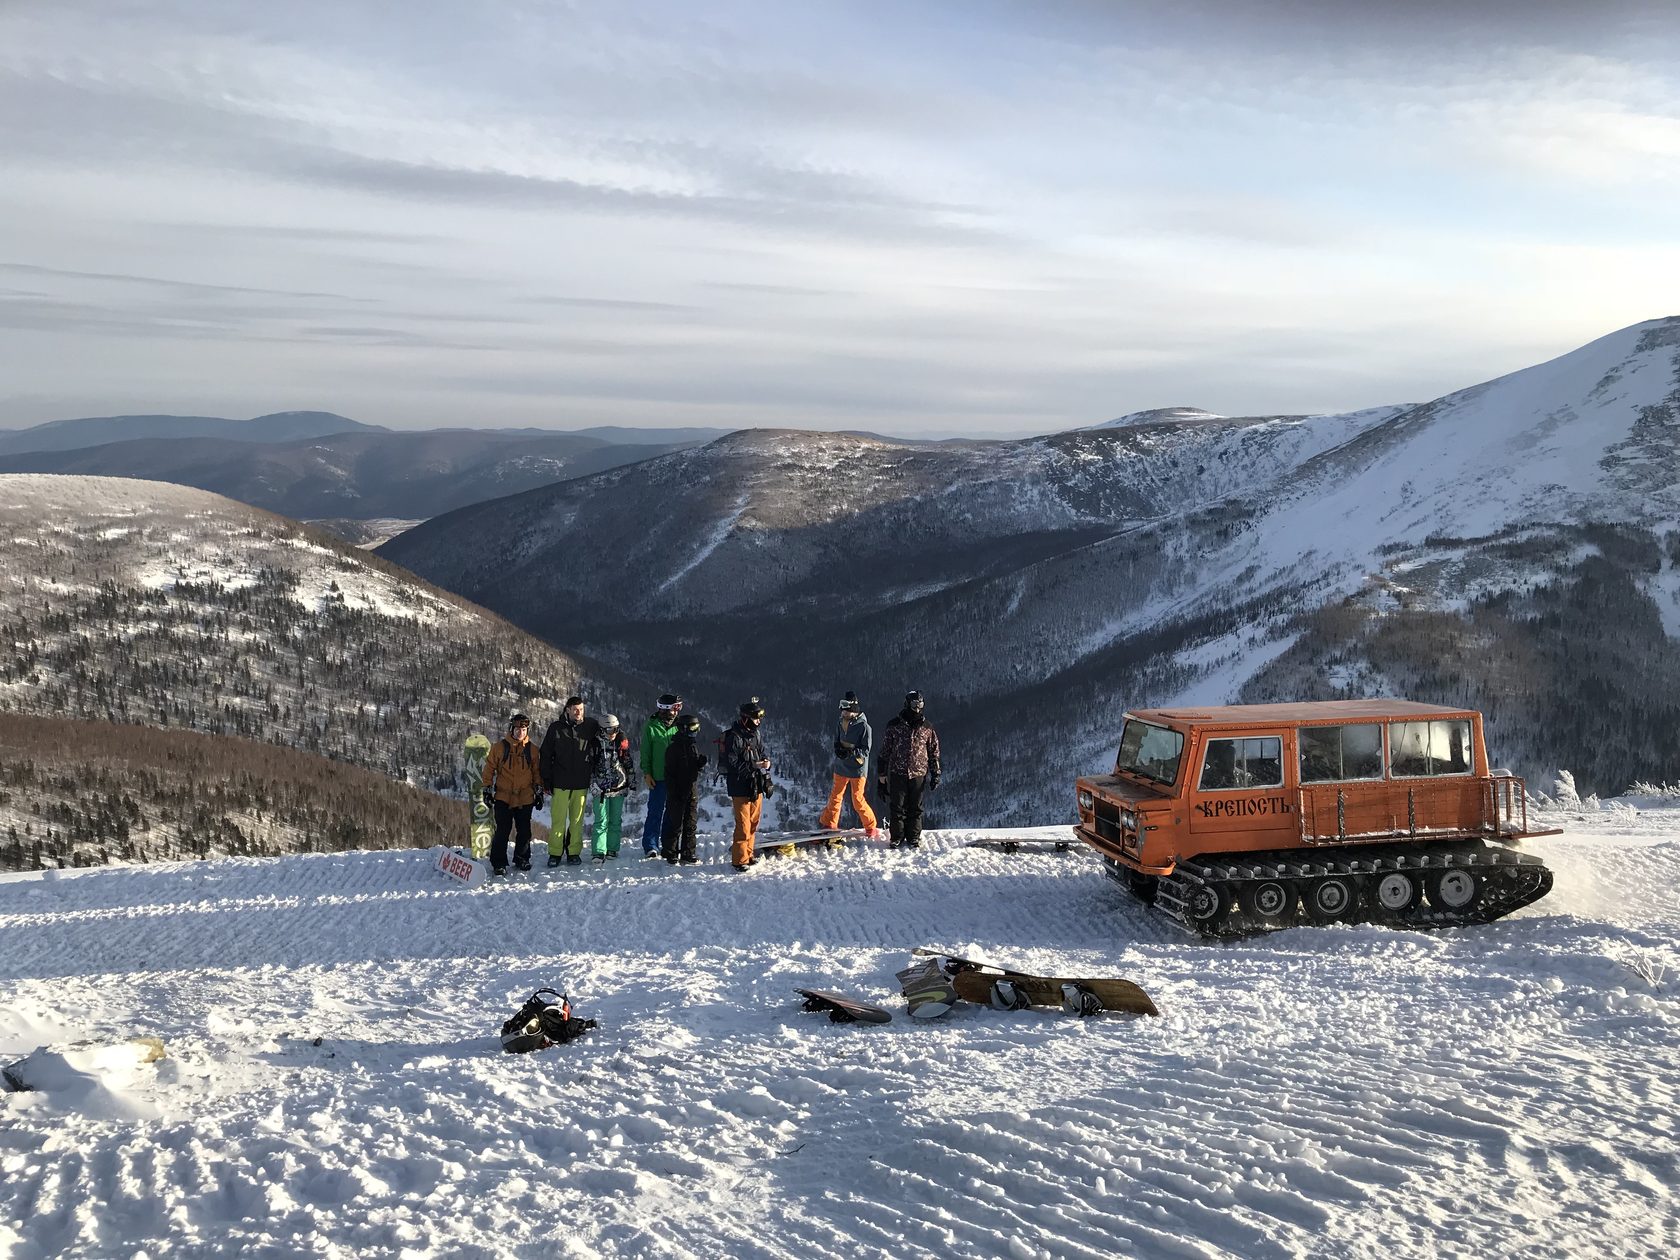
383;318;1680;816
2;803;1676;1256
1085;405;1227;428
0;428;694;523
0;475;649;799
0;410;379;456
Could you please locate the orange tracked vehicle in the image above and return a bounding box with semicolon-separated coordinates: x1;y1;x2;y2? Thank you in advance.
1074;700;1561;935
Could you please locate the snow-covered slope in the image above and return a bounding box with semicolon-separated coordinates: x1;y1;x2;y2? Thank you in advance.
2;809;1676;1258
0;475;646;793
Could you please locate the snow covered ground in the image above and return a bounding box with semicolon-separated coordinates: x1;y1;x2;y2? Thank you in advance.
2;812;1677;1259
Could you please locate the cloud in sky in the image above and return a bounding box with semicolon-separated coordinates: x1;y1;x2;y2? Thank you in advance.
0;0;1676;434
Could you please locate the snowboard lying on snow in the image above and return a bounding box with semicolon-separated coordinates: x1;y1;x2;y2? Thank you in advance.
908;948;1159;1018
757;828;871;856
962;837;1072;854
796;989;892;1024
952;970;1159;1017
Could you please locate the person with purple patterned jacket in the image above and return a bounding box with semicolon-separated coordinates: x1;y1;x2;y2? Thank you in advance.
877;691;941;849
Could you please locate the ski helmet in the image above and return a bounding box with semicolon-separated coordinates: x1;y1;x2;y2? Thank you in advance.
509;713;530;730
904;691;925;715
839;691;861;712
678;714;701;733
657;693;682;711
601;714;620;731
740;697;765;720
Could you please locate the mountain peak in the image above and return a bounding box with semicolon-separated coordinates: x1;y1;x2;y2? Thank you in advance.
1088;407;1223;430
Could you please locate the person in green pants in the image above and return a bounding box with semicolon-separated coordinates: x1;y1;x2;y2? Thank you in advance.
539;696;599;866
590;714;637;862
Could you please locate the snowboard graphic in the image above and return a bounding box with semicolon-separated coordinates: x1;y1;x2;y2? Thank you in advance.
464;733;494;861
796;989;892;1024
434;844;488;889
896;957;959;1019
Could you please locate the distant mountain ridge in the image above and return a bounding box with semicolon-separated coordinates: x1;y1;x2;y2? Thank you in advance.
0;428;691;521
0;410;379;455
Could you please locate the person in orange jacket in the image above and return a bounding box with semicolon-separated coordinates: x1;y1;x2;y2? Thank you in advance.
482;713;543;875
819;691;879;837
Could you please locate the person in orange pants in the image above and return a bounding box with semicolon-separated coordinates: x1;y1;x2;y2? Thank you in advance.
820;691;878;836
722;698;772;870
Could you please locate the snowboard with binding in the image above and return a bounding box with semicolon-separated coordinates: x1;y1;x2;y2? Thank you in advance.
757;828;870;857
795;989;892;1024
951;970;1159;1017
962;837;1073;854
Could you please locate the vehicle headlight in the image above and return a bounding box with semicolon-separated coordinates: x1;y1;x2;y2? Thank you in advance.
1120;808;1137;830
1077;789;1094;812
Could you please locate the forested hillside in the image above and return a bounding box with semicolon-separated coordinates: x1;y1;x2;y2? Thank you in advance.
0;711;538;871
0;476;650;795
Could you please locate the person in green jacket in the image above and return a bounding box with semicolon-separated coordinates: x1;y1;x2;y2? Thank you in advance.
638;693;682;857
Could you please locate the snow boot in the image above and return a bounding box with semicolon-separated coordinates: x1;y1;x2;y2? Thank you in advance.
566;853;583;866
547;853;564;868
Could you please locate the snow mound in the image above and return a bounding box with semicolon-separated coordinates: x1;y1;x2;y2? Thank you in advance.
3;1038;167;1121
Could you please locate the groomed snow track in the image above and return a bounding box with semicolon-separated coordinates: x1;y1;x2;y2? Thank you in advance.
2;819;1678;1259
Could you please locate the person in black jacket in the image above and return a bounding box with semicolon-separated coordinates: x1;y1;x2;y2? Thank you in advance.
660;713;708;865
539;696;600;866
722;697;771;871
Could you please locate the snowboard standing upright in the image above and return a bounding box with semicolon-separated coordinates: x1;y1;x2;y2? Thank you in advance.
464;733;494;861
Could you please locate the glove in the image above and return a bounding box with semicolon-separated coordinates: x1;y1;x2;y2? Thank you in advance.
698;753;709;768
533;794;545;812
644;773;656;789
876;776;888;793
928;775;940;791
481;789;494;808
852;752;865;766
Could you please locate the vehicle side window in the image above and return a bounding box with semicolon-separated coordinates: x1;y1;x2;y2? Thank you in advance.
1299;724;1383;782
1198;736;1283;791
1388;720;1472;777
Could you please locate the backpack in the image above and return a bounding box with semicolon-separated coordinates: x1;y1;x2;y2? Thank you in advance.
499;988;598;1053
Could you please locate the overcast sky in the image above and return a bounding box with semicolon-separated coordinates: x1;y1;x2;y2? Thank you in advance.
1;1;1676;435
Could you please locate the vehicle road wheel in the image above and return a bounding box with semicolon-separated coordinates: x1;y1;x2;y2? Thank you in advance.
1126;871;1159;905
1304;875;1356;922
1373;870;1420;914
1240;878;1296;923
1426;867;1480;912
1183;880;1230;930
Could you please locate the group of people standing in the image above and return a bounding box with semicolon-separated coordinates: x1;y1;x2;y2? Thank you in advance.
480;690;942;877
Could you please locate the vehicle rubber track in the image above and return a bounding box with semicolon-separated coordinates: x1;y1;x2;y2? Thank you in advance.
1126;840;1553;937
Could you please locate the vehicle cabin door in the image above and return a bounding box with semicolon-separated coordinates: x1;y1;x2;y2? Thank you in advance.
1186;729;1296;854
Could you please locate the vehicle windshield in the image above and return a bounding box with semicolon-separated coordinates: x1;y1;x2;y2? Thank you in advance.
1115;720;1184;786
